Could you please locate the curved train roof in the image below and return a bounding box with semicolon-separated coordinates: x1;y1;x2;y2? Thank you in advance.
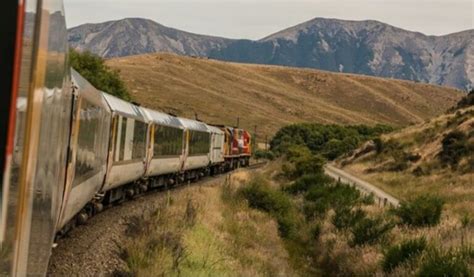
178;118;209;132
102;92;145;121
72;69;110;111
140;107;183;129
206;125;224;135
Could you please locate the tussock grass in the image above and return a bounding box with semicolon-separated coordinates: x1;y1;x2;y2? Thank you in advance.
116;170;295;277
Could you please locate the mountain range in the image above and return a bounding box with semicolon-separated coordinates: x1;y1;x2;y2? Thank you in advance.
68;17;473;90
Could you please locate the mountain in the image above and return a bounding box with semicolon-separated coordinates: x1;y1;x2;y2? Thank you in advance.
106;53;463;137
69;17;473;90
209;18;474;90
68;18;233;58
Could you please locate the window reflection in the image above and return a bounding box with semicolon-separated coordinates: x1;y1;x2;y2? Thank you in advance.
132;121;147;160
153;125;183;157
73;100;104;187
189;131;210;156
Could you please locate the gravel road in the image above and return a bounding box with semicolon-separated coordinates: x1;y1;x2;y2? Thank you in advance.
325;164;400;206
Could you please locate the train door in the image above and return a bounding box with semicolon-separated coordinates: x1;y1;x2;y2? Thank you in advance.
0;0;24;275
1;0;73;275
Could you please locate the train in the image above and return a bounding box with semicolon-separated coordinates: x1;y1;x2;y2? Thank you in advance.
0;1;252;276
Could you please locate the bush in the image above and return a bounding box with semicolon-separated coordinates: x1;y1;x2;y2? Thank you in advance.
253;149;275;160
294;154;326;177
350;216;394;247
276;214;297;239
418;246;471;277
303;201;329;219
332;206;367;230
395;195;444;227
240;177;291;215
270;123;393;160
305;183;362;209
439;131;470;168
239;176;297;238
454;89;474;110
310;223;322;240
382;237;427;273
285;174;333;194
70;49;131;100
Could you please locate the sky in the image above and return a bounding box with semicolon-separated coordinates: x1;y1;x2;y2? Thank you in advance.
64;0;473;39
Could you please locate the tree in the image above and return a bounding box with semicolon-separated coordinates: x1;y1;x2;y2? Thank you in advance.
69;49;131;101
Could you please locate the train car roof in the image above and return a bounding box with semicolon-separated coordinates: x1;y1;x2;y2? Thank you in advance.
102;92;145;121
206;125;225;134
178;118;209;132
72;69;111;111
140;107;183;129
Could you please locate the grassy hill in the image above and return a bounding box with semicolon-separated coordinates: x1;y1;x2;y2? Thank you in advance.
338;105;474;217
107;53;463;138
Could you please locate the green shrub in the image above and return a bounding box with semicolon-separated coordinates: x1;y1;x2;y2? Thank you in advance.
395;195;444;227
454;89;474;110
253;149;275;160
361;193;375;205
294;154;326;177
286;145;312;162
303;201;329;220
270;123;393;160
418;246;471;277
310;223;322;240
276;214;297;239
305;183;362;209
350;216;394;247
332;207;367;230
239;176;297;238
70;49;131;100
285;174;333;194
240;178;291;215
382;237;427;273
439;131;470;168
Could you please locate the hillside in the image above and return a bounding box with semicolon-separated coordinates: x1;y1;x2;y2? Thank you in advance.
106;53;462;138
338;104;474;216
72;17;474;89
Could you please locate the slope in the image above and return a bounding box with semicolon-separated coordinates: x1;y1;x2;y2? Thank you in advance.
106;53;463;138
337;103;474;216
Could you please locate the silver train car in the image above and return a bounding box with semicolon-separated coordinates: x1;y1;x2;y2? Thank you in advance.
0;0;251;275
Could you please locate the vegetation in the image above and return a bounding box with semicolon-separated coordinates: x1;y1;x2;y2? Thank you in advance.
239;176;297;238
271;123;393;160
394;195;444;227
439;131;472;168
70;49;131;100
349;216;394;247
253;149;275;160
382;237;427;273
418;246;473;277
454;89;474;110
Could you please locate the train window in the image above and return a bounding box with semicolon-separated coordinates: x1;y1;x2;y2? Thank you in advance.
115;116;127;162
153;124;183;157
73;100;101;187
132;120;147;160
188;130;210;156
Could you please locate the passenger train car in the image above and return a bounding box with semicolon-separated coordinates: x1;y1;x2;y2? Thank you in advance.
0;1;252;276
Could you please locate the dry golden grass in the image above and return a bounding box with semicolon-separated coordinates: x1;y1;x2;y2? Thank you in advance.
339;107;474;218
118;169;295;276
107;53;463;137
